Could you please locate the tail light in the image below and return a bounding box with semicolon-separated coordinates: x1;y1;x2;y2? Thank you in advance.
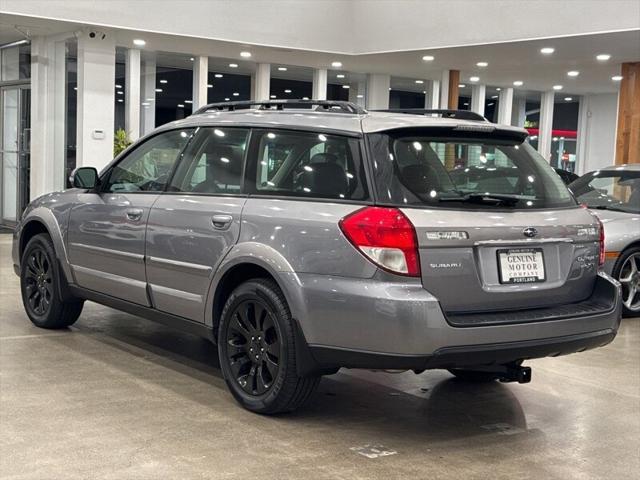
339;207;420;277
596;217;605;267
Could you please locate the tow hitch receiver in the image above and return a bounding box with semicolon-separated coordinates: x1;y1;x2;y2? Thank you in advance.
500;365;532;384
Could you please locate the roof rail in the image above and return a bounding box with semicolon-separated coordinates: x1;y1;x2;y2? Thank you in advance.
192;99;366;115
375;108;487;122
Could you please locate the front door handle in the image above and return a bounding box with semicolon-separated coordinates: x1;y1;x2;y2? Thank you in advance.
211;214;233;230
126;208;143;221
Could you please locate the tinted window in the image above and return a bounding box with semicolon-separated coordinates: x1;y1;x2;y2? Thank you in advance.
368;131;575;209
250;129;368;200
170;127;249;194
570;170;640;214
103;129;194;192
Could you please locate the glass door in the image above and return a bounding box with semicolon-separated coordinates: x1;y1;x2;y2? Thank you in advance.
1;85;30;226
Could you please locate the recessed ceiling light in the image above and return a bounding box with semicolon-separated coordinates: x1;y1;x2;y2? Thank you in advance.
117;99;123;103
331;61;342;68
415;80;424;84
185;100;193;104
611;75;623;81
278;67;287;71
496;87;501;91
342;85;350;89
177;104;184;108
207;84;212;88
469;76;480;82
240;51;251;58
422;90;426;94
232;92;240;96
422;55;434;61
302;97;309;100
487;102;494;106
337;74;345;78
115;84;122;89
458;84;466;88
463;102;469;106
491;95;498;99
155;88;162;92
133;39;146;47
270;95;276;98
476;62;488;67
159;79;168;84
596;54;611;61
229;63;238;68
553;85;563;90
540;47;555;54
567;70;580;77
117;91;123;95
388;87;392;91
190;57;194;61
357;94;364;98
513;80;524;86
214;73;223;78
564;97;573;101
225;97;230;101
284;89;292;93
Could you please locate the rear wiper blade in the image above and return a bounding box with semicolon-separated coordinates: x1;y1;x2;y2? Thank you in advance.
439;193;521;205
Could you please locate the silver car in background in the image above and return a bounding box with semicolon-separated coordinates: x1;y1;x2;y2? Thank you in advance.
570;164;640;316
12;100;622;414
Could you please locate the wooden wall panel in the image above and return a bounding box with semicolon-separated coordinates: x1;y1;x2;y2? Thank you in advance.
615;62;640;165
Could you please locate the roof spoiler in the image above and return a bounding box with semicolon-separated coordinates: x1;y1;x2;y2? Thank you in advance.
374;108;487;122
192;99;366;115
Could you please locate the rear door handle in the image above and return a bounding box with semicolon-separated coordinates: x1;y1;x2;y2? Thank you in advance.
211;214;233;230
126;208;144;221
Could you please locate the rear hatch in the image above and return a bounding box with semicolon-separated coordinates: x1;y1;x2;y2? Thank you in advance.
366;124;601;313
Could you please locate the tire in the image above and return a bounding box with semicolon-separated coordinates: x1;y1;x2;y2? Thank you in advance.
448;369;499;382
612;246;640;317
20;233;84;329
218;278;320;414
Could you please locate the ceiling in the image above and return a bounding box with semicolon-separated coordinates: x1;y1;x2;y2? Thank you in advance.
1;12;638;95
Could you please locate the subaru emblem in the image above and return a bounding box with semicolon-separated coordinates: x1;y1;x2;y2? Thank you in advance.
523;227;538;238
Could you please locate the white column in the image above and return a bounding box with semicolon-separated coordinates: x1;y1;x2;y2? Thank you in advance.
538;91;555;162
140;53;156;135
470;84;486;116
366;74;390;110
192;55;208;110
497;87;514;125
511;96;526;127
252;63;270;101
312;68;327;100
124;48;140;141
76;31;116;171
439;70;450;109
424;79;440;109
30;36;67;199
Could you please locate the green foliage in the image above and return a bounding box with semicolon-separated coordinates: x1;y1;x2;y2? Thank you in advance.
113;128;132;157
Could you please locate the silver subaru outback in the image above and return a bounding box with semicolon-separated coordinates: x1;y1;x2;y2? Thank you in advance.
12;100;622;414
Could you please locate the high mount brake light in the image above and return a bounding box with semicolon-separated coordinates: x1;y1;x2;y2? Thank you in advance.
339;207;420;277
596;217;605;268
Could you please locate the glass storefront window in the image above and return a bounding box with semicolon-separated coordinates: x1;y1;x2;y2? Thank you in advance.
207;71;251;103
0;44;30;81
153;53;193;127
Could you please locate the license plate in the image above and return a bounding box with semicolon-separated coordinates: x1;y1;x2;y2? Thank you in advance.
497;248;545;284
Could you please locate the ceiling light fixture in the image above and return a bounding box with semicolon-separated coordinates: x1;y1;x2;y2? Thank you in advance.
278;67;287;71
284;89;292;93
611;75;623;81
133;39;146;47
415;79;424;84
155;88;162;92
567;70;580;77
422;55;434;61
458;84;466;88
331;61;342;68
232;92;240;96
185;100;193;104
357;94;364;98
190;57;194;61
553;85;563;90
207;84;212;88
240;51;251;58
469;76;480;82
224;97;230;101
496;87;501;91
177;104;185;108
596;54;611;61
476;61;488;67
229;63;238;68
513;80;524;86
342;85;350;89
159;79;167;84
115;84;122;89
214;73;223;78
337;74;345;78
540;47;555;54
491;95;498;99
270;95;276;98
564;97;573;101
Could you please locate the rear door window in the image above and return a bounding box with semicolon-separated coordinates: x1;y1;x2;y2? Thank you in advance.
247;129;368;201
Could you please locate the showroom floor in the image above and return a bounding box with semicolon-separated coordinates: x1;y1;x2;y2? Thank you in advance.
1;234;638;480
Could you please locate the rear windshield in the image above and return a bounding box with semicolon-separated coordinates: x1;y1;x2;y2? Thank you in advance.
367;132;576;209
570;169;640;214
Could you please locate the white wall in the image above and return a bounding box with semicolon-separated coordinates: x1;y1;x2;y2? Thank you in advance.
2;0;638;54
576;93;618;174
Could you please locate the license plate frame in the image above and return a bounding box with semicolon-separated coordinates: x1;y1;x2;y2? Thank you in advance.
497;247;546;284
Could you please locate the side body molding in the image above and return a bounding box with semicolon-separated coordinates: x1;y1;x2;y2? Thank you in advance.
203;242;305;328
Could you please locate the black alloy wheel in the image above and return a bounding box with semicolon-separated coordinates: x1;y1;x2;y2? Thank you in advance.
23;245;54;316
225;299;281;395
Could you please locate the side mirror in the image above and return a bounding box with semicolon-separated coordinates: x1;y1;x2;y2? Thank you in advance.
70;167;99;189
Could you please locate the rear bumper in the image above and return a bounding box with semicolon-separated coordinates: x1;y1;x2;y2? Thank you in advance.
279;271;622;374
